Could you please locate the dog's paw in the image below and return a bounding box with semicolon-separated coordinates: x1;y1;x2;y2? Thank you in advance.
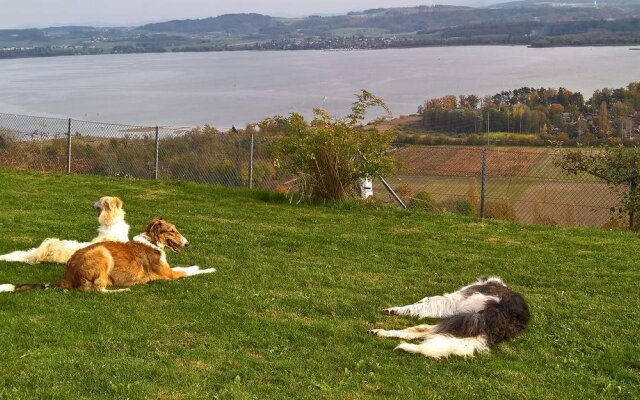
381;307;398;315
172;266;199;274
180;267;216;276
193;267;216;275
367;329;383;336
394;342;419;353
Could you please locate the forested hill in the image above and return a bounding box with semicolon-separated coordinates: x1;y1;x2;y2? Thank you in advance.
138;4;640;36
141;13;273;35
2;2;640;59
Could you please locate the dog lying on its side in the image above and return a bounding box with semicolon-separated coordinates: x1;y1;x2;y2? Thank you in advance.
369;277;529;358
0;196;130;265
0;217;215;293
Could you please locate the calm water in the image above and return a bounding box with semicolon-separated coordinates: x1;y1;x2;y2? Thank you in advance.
0;46;638;128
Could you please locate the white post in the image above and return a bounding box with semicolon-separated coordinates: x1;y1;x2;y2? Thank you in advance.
359;177;373;199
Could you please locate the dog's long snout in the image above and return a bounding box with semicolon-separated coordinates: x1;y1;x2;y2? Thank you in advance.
180;235;190;248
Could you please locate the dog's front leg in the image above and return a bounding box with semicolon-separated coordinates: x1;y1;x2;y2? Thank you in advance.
368;324;435;339
171;266;217;277
382;292;464;318
151;262;189;280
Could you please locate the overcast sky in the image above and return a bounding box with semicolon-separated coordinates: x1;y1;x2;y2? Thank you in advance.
0;0;495;29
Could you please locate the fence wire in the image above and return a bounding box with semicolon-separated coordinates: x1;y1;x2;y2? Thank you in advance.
382;144;625;229
0;112;627;229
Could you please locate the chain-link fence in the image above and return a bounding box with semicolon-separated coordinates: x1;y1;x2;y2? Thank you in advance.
378;144;626;229
0;112;280;191
0;112;627;229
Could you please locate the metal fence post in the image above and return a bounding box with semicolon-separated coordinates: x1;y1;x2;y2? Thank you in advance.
380;176;407;209
480;148;487;218
249;133;254;189
66;118;71;173
154;126;159;180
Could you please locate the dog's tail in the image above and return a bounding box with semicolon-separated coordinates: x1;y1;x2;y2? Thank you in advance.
0;249;38;264
0;238;85;265
0;283;56;293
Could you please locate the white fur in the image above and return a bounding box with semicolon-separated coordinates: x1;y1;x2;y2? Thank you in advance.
94;219;129;243
383;277;503;318
134;235;215;277
99;288;131;293
369;324;435;340
0;284;16;293
133;233;168;264
171;266;217;276
457;293;499;314
395;335;489;359
0;197;129;265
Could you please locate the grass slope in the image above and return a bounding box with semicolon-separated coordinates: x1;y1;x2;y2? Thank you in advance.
0;169;638;399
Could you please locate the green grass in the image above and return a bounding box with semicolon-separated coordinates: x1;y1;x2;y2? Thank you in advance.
0;169;638;399
488;132;539;140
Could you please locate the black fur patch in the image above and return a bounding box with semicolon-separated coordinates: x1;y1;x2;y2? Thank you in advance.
434;285;530;347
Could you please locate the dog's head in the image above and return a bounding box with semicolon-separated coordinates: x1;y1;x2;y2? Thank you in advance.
93;196;125;225
144;217;190;253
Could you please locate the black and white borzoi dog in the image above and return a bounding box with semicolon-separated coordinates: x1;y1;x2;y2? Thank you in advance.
369;277;529;358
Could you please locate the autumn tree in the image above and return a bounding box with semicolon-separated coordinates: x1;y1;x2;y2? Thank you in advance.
596;101;610;138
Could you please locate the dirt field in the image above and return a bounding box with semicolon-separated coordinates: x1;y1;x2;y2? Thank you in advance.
379;145;623;228
514;182;621;227
392;146;546;177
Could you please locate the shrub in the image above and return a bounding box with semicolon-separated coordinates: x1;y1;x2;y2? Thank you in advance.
485;196;517;221
533;200;558;226
565;203;577;227
408;190;437;212
393;183;414;201
439;197;474;216
269;90;395;202
467;178;480;216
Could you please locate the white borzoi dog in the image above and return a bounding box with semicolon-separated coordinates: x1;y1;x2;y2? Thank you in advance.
0;196;130;265
369;277;530;358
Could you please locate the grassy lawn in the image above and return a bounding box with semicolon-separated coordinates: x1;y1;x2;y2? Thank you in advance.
0;168;638;399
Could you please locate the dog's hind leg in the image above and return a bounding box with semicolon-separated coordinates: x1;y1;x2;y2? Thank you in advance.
368;324;435;340
382;291;467;319
395;334;489;359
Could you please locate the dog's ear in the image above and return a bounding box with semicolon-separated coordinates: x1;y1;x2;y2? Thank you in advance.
101;197;111;211
146;217;165;243
112;197;123;210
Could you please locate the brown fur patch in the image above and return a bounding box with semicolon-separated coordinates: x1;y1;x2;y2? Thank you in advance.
59;218;189;291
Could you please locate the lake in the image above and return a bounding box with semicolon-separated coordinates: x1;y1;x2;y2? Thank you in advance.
0;46;638;128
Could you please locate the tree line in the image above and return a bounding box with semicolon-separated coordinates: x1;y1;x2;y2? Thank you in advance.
417;82;640;143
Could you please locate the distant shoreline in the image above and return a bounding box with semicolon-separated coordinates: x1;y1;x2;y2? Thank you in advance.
1;43;639;61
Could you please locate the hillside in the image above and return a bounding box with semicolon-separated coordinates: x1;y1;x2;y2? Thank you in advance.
0;169;638;398
2;2;640;59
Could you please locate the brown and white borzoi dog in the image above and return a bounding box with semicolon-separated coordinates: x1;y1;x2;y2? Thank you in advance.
0;217;215;293
369;277;529;358
0;196;129;265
